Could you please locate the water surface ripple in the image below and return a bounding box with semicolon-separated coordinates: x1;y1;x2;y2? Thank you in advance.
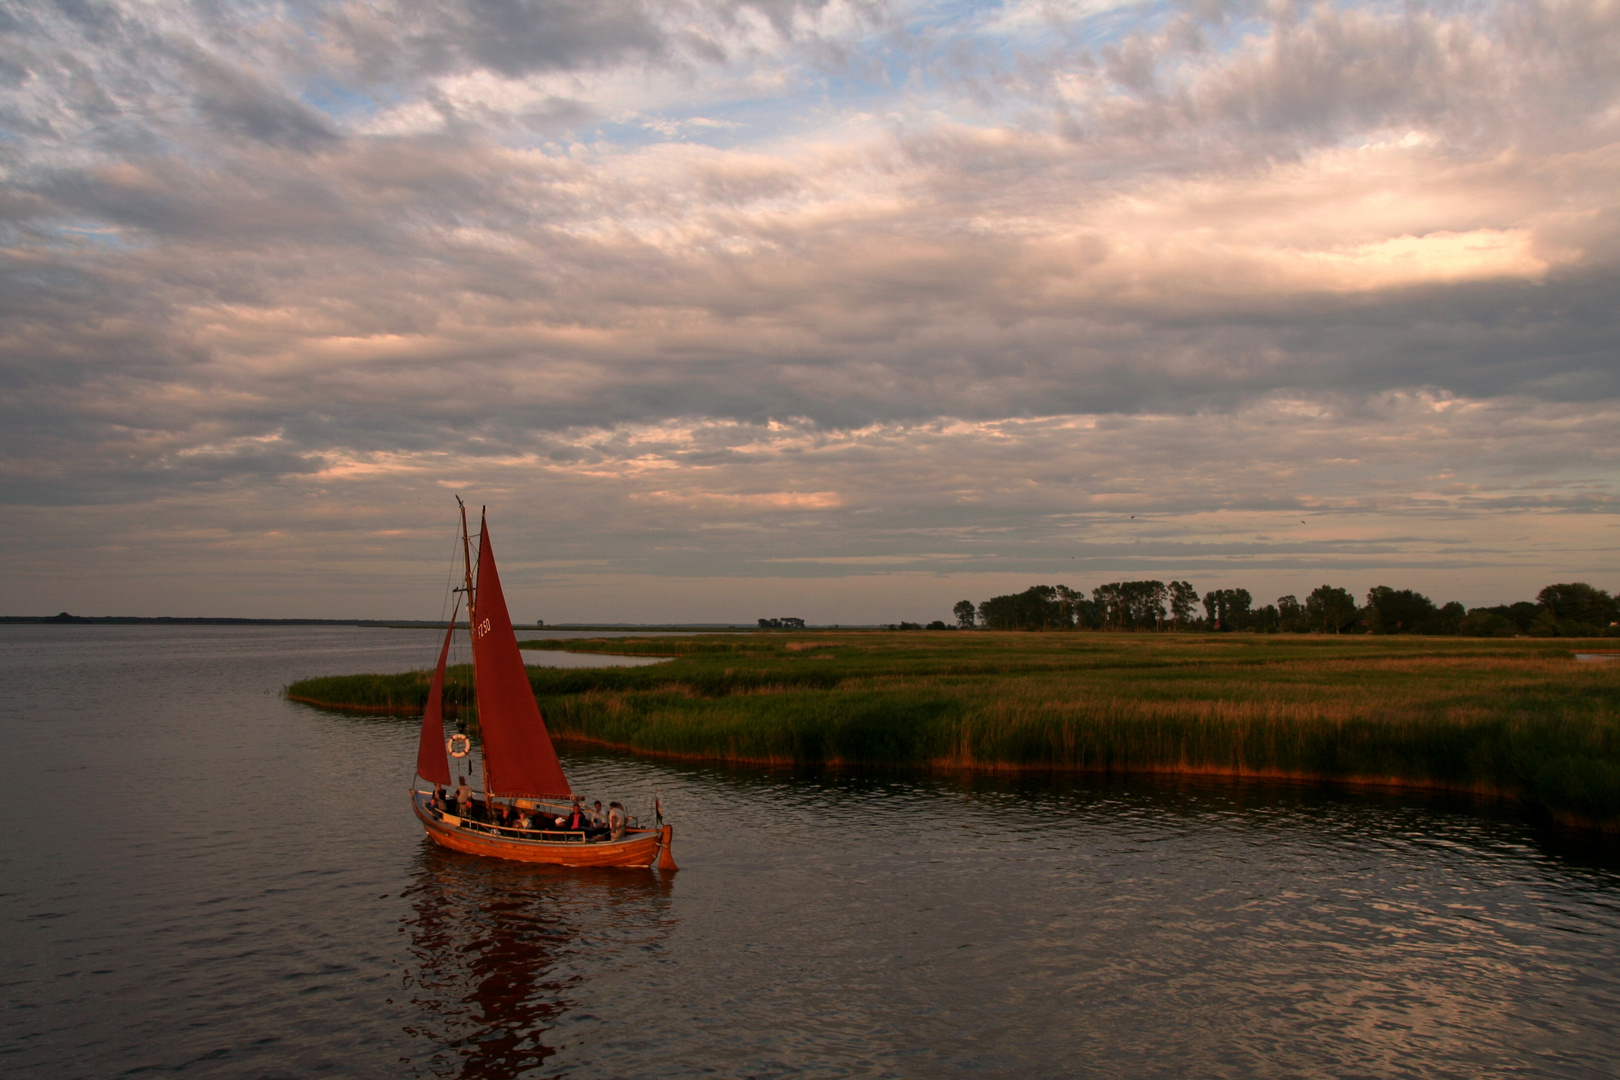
2;626;1618;1078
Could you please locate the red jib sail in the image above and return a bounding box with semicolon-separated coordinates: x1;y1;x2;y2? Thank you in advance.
414;606;457;788
470;516;573;799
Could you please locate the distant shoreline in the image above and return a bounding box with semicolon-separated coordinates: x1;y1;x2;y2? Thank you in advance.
1;614;442;627
0;614;767;629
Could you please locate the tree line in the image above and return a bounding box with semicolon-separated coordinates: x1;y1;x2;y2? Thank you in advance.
950;582;1620;637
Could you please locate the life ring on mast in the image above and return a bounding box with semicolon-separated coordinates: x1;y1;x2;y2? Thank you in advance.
446;734;471;758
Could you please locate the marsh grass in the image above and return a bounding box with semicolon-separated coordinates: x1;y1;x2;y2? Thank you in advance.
286;632;1620;825
284;665;478;714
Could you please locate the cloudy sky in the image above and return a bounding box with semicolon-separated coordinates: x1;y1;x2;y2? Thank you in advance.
3;0;1617;622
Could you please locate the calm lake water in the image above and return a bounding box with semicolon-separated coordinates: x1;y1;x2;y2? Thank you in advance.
4;625;1620;1079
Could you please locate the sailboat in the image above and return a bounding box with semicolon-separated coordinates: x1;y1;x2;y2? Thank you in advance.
410;499;677;869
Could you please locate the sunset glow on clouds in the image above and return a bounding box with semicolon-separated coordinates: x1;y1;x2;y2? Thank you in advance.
2;0;1617;620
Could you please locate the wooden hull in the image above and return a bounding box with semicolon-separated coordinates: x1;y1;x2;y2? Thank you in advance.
412;794;675;868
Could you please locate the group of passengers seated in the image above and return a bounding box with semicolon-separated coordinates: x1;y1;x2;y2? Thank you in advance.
498;802;540;830
427;776;479;818
428;782;632;841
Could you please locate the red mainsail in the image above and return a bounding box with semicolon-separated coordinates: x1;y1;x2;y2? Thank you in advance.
414;611;456;788
470;516;573;799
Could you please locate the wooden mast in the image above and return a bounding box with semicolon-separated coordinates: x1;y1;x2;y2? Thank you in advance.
476;506;494;805
455;496;488;807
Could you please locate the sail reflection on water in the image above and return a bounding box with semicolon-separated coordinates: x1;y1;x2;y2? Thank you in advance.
398;846;675;1079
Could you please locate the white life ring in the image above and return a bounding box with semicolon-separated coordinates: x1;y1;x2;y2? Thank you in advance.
446;733;471;758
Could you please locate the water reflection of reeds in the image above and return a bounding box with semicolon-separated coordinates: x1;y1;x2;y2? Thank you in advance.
399;847;674;1079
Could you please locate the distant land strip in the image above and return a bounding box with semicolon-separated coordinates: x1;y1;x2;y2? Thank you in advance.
2;613;441;626
0;614;759;629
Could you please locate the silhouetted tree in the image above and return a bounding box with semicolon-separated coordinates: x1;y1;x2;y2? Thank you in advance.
1226;588;1252;629
1168;581;1199;630
1535;583;1618;635
1305;585;1358;634
1092;580;1168;630
1277;595;1305;632
955;579;1616;640
1067;591;1104;629
1436;601;1467;635
1461;608;1516;637
1202;588;1253;631
1365;587;1438;634
978;585;1066;630
1092;582;1125;629
1462;601;1539;634
1055;585;1082;629
1504;601;1540;633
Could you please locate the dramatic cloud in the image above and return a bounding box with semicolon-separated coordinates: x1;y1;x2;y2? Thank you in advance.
2;0;1616;619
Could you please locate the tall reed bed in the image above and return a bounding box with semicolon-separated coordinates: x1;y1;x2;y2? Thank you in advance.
287;632;1620;826
285;666;476;713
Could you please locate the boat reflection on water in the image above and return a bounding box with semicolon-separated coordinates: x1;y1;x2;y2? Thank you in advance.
398;844;675;1078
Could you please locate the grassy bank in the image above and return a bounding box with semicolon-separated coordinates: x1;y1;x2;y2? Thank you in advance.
285;633;1620;828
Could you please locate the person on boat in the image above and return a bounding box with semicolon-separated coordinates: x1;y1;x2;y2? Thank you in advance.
454;776;473;816
566;801;589;831
590;800;606;827
607;801;627;841
493;802;512;828
516;809;532;830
